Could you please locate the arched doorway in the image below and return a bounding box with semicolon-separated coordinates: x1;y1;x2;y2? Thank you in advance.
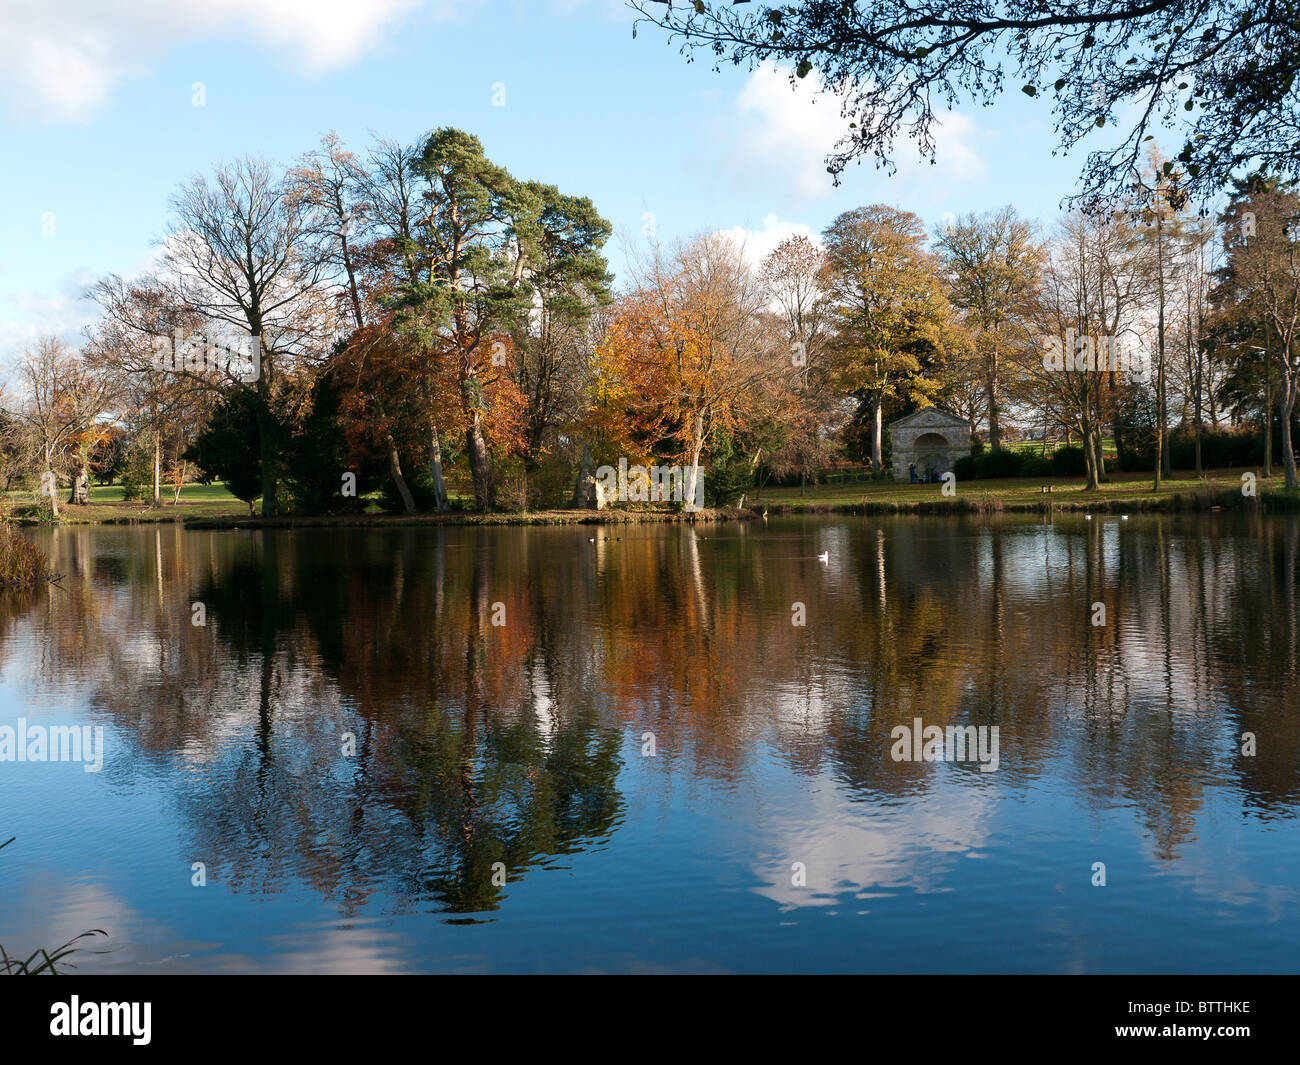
913;432;951;478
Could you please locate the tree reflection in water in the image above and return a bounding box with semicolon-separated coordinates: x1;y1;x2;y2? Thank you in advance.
5;514;1299;925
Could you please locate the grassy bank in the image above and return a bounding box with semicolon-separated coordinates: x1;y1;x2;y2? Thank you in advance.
7;468;1300;527
8;482;754;528
6;482;251;526
757;468;1300;514
184;506;753;529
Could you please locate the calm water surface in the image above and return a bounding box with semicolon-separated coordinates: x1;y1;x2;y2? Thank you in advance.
2;514;1298;973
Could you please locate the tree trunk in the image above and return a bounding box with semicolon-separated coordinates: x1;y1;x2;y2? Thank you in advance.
43;444;59;518
429;422;450;513
69;465;89;505
1161;363;1172;479
1264;328;1274;479
68;444;90;505
386;432;416;515
465;411;492;510
1153;351;1164;491
571;444;596;509
1154;213;1165;492
152;431;162;508
1194;368;1204;478
255;385;276;517
1109;364;1125;473
871;395;884;472
686;414;705;510
1282;381;1298;491
369;393;414;514
1083;416;1099;491
987;354;1001;450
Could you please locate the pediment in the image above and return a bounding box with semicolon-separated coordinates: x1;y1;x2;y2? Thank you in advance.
887;407;968;430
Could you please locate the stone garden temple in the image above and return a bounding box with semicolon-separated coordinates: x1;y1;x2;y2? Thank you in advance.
887;408;972;481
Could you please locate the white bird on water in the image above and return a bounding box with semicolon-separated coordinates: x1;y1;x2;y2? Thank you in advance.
818;551;829;563
1085;515;1092;521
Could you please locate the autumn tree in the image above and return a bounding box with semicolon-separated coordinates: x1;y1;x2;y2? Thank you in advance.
90;277;213;506
389;130;536;508
598;233;781;503
761;234;840;490
12;338;117;517
291;133;421;512
822;205;955;471
935;207;1044;451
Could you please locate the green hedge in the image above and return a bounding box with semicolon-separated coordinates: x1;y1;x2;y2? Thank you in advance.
953;444;1090;480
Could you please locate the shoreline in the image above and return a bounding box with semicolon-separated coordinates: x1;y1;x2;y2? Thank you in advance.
9;484;1299;528
769;487;1293;516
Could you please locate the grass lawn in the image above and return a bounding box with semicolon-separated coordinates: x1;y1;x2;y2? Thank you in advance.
5;481;251;524
757;467;1300;511
5;468;1299;524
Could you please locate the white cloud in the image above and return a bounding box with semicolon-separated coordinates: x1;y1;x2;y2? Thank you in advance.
0;270;98;363
752;776;997;910
725;61;987;202
714;212;819;267
0;0;461;121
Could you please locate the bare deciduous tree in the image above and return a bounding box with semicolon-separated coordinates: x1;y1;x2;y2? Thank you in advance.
162;156;337;515
13;337;117;517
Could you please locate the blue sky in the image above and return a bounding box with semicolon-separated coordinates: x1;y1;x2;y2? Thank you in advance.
0;0;1104;363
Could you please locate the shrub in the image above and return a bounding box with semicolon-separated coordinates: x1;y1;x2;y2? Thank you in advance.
1050;445;1088;476
952;443;1089;480
952;454;977;480
494;455;531;512
978;448;1025;479
1020;453;1053;478
528;453;579;510
118;440;153;502
703;429;753;506
184;389;267;509
282;375;372;515
1168;425;1262;469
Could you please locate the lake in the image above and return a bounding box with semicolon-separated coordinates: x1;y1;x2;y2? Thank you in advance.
2;514;1298;973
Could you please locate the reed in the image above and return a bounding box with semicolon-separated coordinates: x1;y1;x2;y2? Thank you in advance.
0;525;51;586
0;837;106;974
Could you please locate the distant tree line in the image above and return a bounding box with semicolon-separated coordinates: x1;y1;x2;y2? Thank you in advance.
4;130;1300;515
